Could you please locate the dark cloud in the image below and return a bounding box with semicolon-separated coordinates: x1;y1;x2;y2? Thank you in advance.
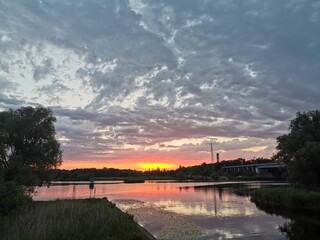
0;94;26;109
33;58;53;81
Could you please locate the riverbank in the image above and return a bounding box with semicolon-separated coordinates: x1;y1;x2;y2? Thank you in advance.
251;187;320;212
0;199;152;240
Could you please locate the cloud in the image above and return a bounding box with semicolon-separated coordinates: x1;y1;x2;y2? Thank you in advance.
1;0;319;168
33;57;53;81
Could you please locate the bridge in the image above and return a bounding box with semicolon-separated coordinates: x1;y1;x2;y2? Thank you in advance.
221;162;286;177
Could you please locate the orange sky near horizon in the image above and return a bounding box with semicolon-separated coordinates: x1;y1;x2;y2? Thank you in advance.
57;141;273;171
59;161;180;171
57;147;266;171
59;157;210;171
58;149;214;171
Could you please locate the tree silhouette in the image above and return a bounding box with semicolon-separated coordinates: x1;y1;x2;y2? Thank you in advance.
275;110;320;190
0;106;62;186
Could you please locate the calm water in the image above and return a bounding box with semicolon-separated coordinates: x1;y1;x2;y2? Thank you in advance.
33;181;319;239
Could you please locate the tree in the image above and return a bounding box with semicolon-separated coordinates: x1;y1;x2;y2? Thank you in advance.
275;110;320;190
0;106;62;187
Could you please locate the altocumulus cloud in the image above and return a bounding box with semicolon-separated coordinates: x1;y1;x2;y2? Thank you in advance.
0;0;320;168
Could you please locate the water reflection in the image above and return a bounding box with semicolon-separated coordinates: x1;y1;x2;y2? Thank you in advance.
34;181;287;239
34;182;281;218
253;202;320;240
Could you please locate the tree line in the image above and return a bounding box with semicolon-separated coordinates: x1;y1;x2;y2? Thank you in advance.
49;157;276;181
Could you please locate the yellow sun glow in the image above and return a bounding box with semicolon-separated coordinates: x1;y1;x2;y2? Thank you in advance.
136;162;177;171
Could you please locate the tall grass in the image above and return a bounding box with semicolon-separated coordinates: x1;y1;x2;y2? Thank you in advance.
0;199;149;240
251;187;320;212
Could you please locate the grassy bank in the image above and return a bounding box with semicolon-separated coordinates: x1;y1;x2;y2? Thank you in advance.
251;187;320;212
0;199;151;240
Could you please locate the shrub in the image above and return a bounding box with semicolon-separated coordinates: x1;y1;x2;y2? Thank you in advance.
0;170;31;216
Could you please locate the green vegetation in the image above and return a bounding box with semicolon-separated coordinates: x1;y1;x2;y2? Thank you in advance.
124;177;145;183
0;172;32;216
251;110;320;213
251;187;320;212
275;110;320;190
0;199;150;240
0;106;62;185
252;188;320;240
0;106;62;216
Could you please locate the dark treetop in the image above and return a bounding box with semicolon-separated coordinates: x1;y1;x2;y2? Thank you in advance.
0;106;62;186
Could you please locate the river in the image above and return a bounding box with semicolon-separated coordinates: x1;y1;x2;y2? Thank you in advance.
33;181;319;239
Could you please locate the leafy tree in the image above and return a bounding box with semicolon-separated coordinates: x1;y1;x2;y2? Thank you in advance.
275;110;320;190
0;106;62;187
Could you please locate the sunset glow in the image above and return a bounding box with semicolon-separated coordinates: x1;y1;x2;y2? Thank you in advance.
60;160;179;171
59;161;140;171
136;162;177;171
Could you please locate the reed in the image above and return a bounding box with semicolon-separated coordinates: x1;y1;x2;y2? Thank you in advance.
0;199;149;240
251;187;320;212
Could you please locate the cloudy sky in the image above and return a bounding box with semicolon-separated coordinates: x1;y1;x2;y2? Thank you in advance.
1;0;319;170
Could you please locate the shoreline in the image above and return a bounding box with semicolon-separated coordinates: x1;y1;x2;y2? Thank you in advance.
0;199;152;240
251;187;320;212
113;199;204;240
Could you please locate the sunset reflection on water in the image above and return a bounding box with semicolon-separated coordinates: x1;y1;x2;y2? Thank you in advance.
35;181;275;218
34;181;286;239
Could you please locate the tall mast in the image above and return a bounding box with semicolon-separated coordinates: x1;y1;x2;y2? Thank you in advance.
211;142;214;177
211;142;214;163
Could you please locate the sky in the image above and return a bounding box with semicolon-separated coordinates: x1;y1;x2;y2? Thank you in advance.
1;0;320;170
